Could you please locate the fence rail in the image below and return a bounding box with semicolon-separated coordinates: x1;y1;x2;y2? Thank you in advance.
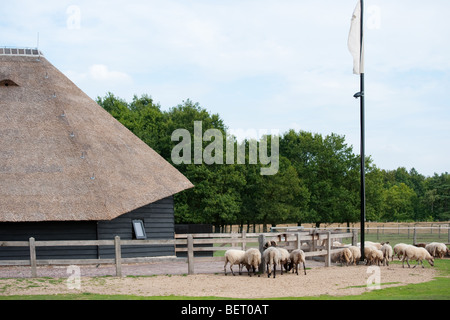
3;226;448;278
0;230;359;278
9;226;450;278
272;226;450;244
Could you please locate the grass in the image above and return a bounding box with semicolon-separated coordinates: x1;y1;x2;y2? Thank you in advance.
1;259;448;300
286;259;450;300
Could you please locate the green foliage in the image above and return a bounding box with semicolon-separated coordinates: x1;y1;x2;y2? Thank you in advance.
96;93;450;227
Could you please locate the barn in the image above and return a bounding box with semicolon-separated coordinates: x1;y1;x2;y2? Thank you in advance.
0;47;194;260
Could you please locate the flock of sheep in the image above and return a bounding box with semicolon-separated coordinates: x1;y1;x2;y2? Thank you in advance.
224;241;306;278
224;239;449;278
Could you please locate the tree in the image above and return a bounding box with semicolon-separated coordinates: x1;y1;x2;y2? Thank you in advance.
255;156;309;232
280;130;359;227
365;166;385;221
382;183;417;221
424;173;450;221
97;92;448;225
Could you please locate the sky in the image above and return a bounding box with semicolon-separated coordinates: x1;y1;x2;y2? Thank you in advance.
1;0;449;177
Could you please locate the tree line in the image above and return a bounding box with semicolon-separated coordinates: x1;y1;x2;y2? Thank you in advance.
97;93;450;231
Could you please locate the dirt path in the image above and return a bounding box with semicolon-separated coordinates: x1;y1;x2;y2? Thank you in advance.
0;262;439;299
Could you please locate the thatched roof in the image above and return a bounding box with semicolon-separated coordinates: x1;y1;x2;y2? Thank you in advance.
0;48;193;222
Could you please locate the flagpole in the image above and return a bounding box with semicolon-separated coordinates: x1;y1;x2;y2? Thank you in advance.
359;0;366;262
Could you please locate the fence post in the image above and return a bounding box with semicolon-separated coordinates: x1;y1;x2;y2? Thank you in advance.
325;231;331;267
187;234;194;275
352;229;358;246
413;227;417;245
114;236;122;277
311;229;316;253
241;230;246;251
448;225;450;244
29;237;37;278
258;234;266;274
296;232;301;250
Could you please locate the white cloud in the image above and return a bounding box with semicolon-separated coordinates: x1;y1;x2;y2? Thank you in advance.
65;64;131;82
88;64;131;82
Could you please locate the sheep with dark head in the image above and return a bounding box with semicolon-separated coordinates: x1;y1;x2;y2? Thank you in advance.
289;249;306;275
263;247;281;278
243;248;261;277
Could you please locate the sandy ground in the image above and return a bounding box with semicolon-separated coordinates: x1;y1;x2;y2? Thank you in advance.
0;261;439;299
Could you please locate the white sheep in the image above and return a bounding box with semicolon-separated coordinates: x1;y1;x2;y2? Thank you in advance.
393;243;410;260
224;249;245;276
289;249;307;275
362;245;383;266
365;241;383;250
278;247;290;272
372;249;384;266
381;242;393;266
425;242;448;259
330;248;353;266
243;248;261;277
402;246;434;268
332;241;343;247
363;245;375;265
357;241;382;250
348;246;361;265
263;247;281;278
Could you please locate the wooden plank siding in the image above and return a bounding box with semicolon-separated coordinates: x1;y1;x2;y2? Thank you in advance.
97;197;175;259
0;196;175;260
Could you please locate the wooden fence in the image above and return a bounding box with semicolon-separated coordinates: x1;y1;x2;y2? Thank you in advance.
0;230;357;278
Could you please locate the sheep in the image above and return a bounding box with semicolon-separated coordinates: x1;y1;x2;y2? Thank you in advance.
381;242;393;266
434;242;447;258
402;246;434;268
393;243;410;260
363;245;375;265
242;248;261;277
372;249;384;266
263;246;281;278
363;245;382;266
330;248;353;266
278;247;290;272
263;240;278;249
348;246;361;265
365;241;382;250
333;241;343;247
357;241;382;250
289;249;307;275
224;249;245;276
425;242;448;259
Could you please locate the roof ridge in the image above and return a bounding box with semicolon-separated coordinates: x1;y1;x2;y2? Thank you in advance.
0;47;44;57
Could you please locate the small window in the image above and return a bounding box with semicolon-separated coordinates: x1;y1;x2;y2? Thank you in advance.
132;220;147;239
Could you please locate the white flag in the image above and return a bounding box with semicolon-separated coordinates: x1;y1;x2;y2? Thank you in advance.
348;1;364;75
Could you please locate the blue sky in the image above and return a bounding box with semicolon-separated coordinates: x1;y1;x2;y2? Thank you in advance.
1;0;449;177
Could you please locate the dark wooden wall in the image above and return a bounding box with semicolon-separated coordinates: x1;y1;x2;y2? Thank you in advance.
97;196;175;259
174;224;213;258
0;196;175;260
